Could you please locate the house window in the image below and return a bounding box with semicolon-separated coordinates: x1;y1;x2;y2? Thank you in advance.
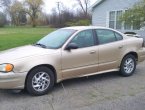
109;11;115;29
109;10;140;30
109;11;123;29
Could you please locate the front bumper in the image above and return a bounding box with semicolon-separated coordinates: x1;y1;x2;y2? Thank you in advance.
0;71;27;89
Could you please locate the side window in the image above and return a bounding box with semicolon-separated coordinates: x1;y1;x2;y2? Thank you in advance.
114;32;123;40
70;30;95;48
95;29;117;44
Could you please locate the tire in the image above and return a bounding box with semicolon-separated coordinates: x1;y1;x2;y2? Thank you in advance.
120;55;136;77
26;66;55;96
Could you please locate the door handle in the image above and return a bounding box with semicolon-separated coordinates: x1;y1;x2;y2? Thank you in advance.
90;51;96;54
118;46;123;49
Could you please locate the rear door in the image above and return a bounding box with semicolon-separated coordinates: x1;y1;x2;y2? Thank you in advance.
95;29;124;71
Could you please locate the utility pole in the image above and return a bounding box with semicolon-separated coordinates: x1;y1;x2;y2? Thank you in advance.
56;2;61;26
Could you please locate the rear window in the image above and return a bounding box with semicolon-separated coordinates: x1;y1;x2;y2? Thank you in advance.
114;32;123;40
95;29;117;44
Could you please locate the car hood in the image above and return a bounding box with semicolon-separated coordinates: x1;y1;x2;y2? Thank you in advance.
0;45;57;63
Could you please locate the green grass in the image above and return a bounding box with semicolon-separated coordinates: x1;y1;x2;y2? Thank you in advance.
0;27;55;51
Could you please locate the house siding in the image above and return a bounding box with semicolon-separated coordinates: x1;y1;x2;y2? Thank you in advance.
92;0;145;38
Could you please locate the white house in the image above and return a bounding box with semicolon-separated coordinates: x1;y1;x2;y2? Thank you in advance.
91;0;145;37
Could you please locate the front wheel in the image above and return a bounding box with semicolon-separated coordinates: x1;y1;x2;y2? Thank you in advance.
120;55;136;77
26;66;55;96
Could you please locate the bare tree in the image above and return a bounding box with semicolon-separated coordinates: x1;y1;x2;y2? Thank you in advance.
0;0;11;8
0;12;6;27
0;0;13;26
25;0;43;27
76;0;90;18
9;0;26;26
0;0;2;7
56;2;64;26
47;6;75;28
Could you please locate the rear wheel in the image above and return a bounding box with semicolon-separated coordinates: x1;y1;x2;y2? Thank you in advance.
26;66;55;96
120;55;136;77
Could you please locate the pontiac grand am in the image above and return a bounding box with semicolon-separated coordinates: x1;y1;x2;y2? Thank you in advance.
0;26;145;96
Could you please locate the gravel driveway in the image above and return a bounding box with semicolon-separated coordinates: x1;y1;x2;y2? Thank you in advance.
0;61;145;110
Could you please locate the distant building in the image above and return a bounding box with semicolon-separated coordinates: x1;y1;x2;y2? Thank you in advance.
91;0;145;37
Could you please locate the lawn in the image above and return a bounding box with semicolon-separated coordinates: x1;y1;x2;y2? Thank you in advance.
0;27;55;51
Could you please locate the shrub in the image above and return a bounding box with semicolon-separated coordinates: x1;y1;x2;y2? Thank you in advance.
66;19;91;26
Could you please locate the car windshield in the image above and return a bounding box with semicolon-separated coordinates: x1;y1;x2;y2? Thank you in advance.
36;29;76;49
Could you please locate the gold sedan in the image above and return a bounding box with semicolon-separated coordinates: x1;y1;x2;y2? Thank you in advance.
0;26;145;96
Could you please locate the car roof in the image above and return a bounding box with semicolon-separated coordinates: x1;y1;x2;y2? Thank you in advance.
62;26;127;39
62;26;111;31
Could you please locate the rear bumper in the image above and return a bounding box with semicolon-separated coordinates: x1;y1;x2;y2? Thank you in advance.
0;71;27;89
138;48;145;62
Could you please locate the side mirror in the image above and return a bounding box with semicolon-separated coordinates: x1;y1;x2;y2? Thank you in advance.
65;43;78;50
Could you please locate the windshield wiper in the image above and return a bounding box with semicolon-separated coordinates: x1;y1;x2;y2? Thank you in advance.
34;43;47;48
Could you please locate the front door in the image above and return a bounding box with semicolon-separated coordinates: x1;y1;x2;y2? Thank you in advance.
61;30;99;79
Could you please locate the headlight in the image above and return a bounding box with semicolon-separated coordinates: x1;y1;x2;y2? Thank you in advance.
0;64;14;72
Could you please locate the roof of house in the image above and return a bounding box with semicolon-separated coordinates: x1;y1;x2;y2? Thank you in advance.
91;0;105;9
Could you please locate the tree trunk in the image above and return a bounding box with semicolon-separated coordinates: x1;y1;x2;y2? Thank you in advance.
32;17;36;27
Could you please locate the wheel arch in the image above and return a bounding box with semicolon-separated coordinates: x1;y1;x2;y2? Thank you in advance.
123;52;138;61
120;51;138;68
24;64;57;88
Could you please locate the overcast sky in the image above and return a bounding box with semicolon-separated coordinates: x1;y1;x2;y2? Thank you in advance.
43;0;97;13
0;0;97;13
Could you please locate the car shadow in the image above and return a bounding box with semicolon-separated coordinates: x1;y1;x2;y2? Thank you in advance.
0;72;121;97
